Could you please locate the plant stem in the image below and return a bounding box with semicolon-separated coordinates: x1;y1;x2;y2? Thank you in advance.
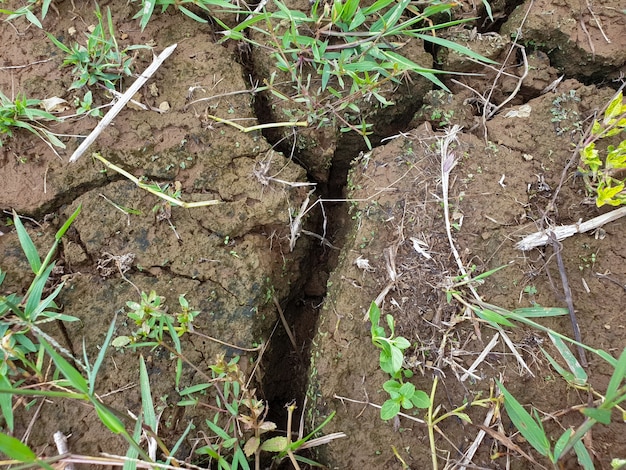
427;375;439;470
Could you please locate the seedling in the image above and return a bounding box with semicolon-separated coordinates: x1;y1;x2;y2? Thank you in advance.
0;90;65;150
47;5;149;91
368;302;430;420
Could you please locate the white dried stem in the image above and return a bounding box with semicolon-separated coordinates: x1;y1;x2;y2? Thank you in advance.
516;206;626;251
69;44;178;163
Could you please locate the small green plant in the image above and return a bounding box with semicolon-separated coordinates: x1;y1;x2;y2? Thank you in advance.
47;5;148;91
0;206;81;431
0;90;65;150
74;90;103;118
368;302;430;420
579;90;626;207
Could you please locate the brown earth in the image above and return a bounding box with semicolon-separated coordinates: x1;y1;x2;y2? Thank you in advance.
1;0;626;468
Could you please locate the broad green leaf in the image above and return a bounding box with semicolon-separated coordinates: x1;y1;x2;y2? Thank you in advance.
0;432;36;461
581;407;611;424
497;380;551;458
410;389;430;408
260;436;289;452
390;346;404;374
381;399;400;420
12;210;41;273
604;92;624;123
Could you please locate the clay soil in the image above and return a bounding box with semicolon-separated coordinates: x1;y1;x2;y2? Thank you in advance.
1;0;626;469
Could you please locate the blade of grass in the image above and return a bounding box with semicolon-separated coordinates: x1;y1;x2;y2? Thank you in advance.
12;210;41;274
496;380;552;460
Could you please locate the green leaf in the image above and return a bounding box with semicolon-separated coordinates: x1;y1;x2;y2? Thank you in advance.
548;332;588;385
0;376;14;432
475;307;515;327
40;338;89;394
0;432;37;461
139;355;157;432
604;92;624;123
55;204;81;241
179;383;211;395
390;345;404;374
94;400;127;434
260;436;289;453
416;33;498;65
381;399;401;420
581;407;611;424
512;307;568;318
553;428;572;461
606;348;626;402
573;438;595;470
541;347;577;384
497;380;551;458
410;389;430;408
12;210;41;273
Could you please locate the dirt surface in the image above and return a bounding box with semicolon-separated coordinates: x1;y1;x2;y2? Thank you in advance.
1;0;626;468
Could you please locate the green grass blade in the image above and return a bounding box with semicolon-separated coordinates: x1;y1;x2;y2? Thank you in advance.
512;307;568;317
606;347;626;402
415;33;498;64
40;338;89;394
89;314;117;395
55;205;81;241
541;347;576;383
139;355;157;432
474;307;515;327
548;332;588;385
553;428;572;461
0;376;14;432
573;438;595;470
123;413;142;470
23;263;55;319
166;420;194;465
496;380;551;458
0;432;36;461
12;210;41;274
28;280;63;320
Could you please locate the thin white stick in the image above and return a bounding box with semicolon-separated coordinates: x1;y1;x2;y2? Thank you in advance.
458;405;496;470
516;206;626;251
69;44;178;163
460;332;499;382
